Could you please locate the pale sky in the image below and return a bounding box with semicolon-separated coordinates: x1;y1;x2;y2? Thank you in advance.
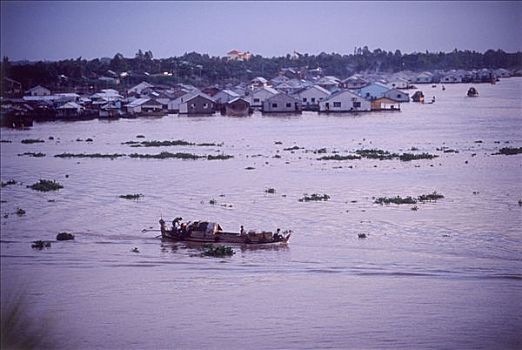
1;1;521;61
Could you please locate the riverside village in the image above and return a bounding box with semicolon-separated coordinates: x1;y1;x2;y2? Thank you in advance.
1;49;519;127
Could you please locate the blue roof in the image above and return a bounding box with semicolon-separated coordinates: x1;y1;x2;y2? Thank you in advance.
355;83;390;99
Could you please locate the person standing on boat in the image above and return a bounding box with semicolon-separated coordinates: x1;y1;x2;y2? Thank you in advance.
240;225;245;236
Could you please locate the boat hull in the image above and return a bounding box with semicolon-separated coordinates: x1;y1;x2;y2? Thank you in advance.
160;222;291;245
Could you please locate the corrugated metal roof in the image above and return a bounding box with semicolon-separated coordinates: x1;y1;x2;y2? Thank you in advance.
126;98;150;108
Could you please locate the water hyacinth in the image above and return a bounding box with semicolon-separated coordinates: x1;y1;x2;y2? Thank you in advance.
1;180;17;188
119;194;144;200
17;152;46;157
317;154;361;161
299;193;331;202
374;196;417;205
28;180;63;192
494;147;522;155
201;244;235;257
21;139;44;144
54;153;125;159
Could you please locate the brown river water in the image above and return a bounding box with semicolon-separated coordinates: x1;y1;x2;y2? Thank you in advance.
1;79;521;349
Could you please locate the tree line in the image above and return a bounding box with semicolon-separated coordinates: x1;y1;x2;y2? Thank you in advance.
2;48;521;91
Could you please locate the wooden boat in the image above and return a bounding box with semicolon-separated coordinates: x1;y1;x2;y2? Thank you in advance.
411;91;424;103
159;218;291;245
467;87;479;97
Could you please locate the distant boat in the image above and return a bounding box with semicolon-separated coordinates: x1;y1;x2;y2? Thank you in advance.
467;87;479;97
411;91;424;103
159;218;291;245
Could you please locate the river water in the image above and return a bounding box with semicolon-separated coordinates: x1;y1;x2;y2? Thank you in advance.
1;79;521;349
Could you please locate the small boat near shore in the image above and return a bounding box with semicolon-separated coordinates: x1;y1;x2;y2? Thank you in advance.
467;87;479;97
159;218;291;245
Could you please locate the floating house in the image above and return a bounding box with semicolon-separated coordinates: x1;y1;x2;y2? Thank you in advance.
384;89;410;102
371;97;401;111
294;85;331;111
262;93;301;113
179;93;215;115
251;86;279;108
167;92;192;113
316;76;341;91
125;97;163;115
319;90;371;113
224;97;251;117
56;102;84;118
213;89;240;105
340;75;369;89
414;72;434;84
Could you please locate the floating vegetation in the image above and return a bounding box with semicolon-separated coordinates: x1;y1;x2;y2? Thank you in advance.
273;154;281;159
119;194;143;200
76;138;83;142
314;148;327;154
198;142;222;147
209;199;217;205
49;136;54;140
418;191;445;201
1;180;17;188
245;166;255;170
374;196;417;205
21;139;44;144
399;153;439;161
474;140;483;143
0;140;12;143
85;138;93;142
299;193;331;202
265;188;276;194
355;149;397;160
32;240;51;249
493;147;522;155
28;180;63;192
139;140;194;147
410;147;419;151
123;139;222;147
283;145;302;151
128;152;200;160
16;208;26;216
318;154;361;161
201;244;235;257
353;149;438;161
55;153;125;159
376;192;445;205
136;135;145;139
358;233;367;239
206;154;233;160
18;152;46;157
274;141;283;145
56;232;74;241
443;149;459;153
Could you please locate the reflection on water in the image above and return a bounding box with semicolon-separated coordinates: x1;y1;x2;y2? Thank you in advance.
1;79;521;349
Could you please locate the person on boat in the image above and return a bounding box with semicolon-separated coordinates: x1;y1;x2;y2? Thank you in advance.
180;222;188;238
240;225;245;236
274;228;282;240
172;217;182;232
